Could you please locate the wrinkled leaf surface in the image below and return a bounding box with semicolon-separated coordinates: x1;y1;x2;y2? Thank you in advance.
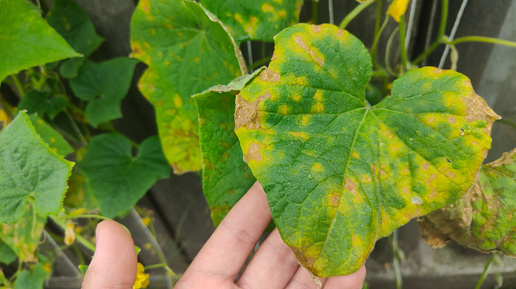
131;0;244;173
78;134;170;218
0;0;80;83
0;111;74;224
200;0;303;41
235;23;499;276
194;69;263;225
419;148;516;255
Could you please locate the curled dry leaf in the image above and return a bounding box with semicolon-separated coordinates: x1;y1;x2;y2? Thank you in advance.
419;148;516;255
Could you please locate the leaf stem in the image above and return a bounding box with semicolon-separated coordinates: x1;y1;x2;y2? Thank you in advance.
72;214;112;221
412;0;448;65
398;14;409;73
474;253;495;289
10;75;25;97
328;0;335;25
339;1;375;30
447;36;516;48
371;17;390;69
389;230;403;289
374;0;382;37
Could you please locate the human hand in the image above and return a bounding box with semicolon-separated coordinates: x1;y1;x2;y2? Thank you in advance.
81;182;366;289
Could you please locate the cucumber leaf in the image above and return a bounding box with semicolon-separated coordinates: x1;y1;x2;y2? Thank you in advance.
235;23;500;276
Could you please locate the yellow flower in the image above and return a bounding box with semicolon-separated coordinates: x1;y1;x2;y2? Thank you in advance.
387;0;409;22
133;263;150;289
64;221;75;245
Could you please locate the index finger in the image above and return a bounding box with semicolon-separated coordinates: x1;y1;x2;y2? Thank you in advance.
177;182;272;285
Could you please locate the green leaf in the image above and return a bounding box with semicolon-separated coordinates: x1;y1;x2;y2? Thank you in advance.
131;0;245;174
0;111;74;224
69;58;138;127
46;0;104;78
28;114;73;156
18;90;68;120
193;69;263;226
0;240;17;265
200;0;304;42
0;204;46;262
419;148;516;255
0;0;80;83
13;263;50;289
78;134;171;218
235;23;500;277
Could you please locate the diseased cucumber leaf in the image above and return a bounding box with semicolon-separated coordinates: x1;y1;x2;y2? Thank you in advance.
64;169;97;210
13;263;50;289
28;114;73;156
69;58;138;127
419;148;516;255
78;134;170;218
46;0;104;78
0;0;80;83
193;69;264;226
235;23;500;277
0;204;46;262
0;111;74;224
131;0;245;174
200;0;303;42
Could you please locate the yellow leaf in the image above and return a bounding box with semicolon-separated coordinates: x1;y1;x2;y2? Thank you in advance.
387;0;409;22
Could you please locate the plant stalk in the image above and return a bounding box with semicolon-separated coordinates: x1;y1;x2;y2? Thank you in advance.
474;254;495;289
447;36;516;48
398;14;409;72
412;0;448;65
339;1;375;30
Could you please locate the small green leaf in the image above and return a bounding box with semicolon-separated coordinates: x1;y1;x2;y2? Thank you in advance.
130;0;244;174
235;23;500;276
0;240;17;265
0;0;80;83
28;114;73;156
69;58;138;127
0;111;74;224
420;148;516;255
201;0;304;41
193;69;263;226
78;264;89;276
13;263;50;289
78;134;171;218
18;90;68;120
46;0;104;78
0;204;46;262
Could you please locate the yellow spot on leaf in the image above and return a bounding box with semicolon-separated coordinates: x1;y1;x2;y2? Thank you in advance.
244;142;263;162
151;28;156;35
328;192;340;207
173;94;183;108
362;174;372;183
278;104;290;115
278;10;287;17
300;114;312;126
262;3;274;12
292;94;302;102
313;90;323;102
344;177;357;197
311;162;324;172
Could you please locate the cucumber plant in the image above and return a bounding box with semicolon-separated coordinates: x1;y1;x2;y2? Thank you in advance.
1;0;516;287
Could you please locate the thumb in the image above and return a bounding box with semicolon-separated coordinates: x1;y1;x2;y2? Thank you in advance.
82;220;137;289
